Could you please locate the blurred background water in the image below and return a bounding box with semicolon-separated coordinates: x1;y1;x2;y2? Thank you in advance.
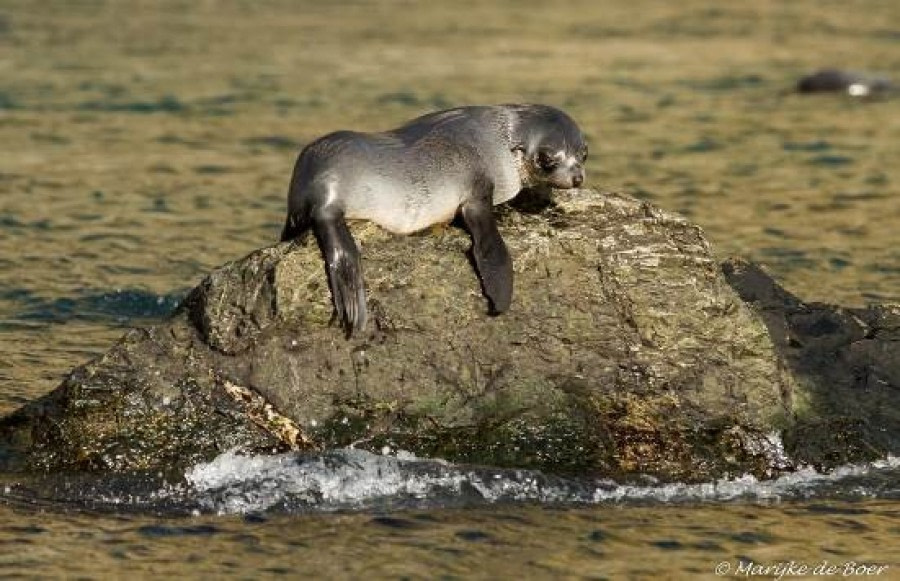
1;0;898;577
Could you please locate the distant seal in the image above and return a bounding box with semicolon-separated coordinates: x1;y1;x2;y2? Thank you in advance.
797;69;893;97
280;104;588;337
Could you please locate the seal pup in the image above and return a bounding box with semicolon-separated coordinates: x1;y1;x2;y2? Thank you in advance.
280;104;588;337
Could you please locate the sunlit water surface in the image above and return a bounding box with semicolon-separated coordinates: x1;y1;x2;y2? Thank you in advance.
1;450;899;578
1;0;899;577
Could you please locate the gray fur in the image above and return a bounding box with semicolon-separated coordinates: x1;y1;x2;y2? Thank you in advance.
281;104;588;337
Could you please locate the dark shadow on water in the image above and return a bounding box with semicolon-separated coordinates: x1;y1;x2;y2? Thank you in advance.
243;135;301;150
682;138;722;153
0;214;53;230
193;165;231;175
79;95;186;114
371;516;424;530
137;524;220;538
376;90;453;110
80;232;143;243
3;288;187;326
156;134;207;147
865;173;889;186
809;154;854;167
680;74;766;91
758;247;817;270
75;94;247;117
146;197;170;212
0;92;18;110
783;140;831;152
832;191;887;202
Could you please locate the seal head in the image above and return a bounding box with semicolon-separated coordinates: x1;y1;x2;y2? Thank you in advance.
510;105;588;190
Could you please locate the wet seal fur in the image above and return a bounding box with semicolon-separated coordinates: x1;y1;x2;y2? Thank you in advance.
797;69;894;98
280;104;588;337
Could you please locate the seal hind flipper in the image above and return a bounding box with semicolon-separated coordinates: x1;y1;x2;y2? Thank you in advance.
461;177;513;314
313;215;367;337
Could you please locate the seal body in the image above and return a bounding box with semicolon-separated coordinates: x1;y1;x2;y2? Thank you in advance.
797;69;894;97
281;104;588;337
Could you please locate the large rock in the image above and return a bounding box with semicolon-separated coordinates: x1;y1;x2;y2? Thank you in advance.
1;189;896;481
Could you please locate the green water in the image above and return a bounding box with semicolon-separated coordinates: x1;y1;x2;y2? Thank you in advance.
1;0;898;577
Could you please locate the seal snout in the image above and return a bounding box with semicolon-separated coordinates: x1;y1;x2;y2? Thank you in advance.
545;164;584;189
563;160;585;188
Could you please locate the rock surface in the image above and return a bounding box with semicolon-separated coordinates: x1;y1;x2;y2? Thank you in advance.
1;189;896;481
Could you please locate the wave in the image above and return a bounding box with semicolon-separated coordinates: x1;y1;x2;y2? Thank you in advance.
3;446;897;516
182;448;900;515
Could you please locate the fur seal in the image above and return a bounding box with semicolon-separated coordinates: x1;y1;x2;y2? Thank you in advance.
280;104;588;337
797;69;894;97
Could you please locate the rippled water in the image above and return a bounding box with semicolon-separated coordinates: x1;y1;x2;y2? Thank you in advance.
1;0;899;577
5;498;898;578
1;449;899;578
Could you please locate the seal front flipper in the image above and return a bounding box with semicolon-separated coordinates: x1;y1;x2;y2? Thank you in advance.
280;212;311;242
460;178;513;315
312;214;367;337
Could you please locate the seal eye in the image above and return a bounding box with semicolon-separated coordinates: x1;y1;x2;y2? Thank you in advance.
537;150;559;171
580;147;588;163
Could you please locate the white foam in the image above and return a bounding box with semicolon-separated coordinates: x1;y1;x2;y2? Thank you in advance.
185;448;467;514
184;448;900;515
592;455;900;503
